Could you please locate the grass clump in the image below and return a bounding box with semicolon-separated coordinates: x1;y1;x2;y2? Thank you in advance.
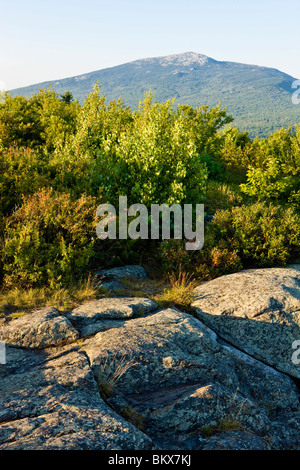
218;418;242;432
153;271;196;312
120;406;145;431
0;275;105;317
200;418;242;437
120;270;196;313
96;355;138;399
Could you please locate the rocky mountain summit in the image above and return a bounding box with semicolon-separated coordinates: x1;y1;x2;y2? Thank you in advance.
135;52;212;68
0;265;299;450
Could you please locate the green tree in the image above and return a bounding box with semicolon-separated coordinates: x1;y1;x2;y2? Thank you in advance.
240;125;300;204
60;90;74;104
0;94;44;148
97;92;208;206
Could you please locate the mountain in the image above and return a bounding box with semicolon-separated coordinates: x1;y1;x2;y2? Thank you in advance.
9;52;300;137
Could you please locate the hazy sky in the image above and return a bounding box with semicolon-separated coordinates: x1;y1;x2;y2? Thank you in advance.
1;0;299;90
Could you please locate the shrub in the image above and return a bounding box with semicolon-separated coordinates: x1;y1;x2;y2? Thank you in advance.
209;243;243;274
199;152;224;181
0;94;44;148
204;181;243;214
210;202;300;267
0;89;79;150
2;189;98;288
156;201;299;280
157;237;242;281
0;146;50;218
239;126;300;203
240;158;299;201
94;92;208;207
158;239;194;276
53;85;133;198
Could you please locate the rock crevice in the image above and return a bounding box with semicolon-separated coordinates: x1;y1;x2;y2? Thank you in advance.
1;265;300;450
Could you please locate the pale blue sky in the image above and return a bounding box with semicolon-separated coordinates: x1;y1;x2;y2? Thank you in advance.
1;0;299;90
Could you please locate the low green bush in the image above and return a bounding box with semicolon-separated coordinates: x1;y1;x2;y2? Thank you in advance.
0;146;50;218
210;202;300;267
204;181;243;214
158;237;242;281
157;201;300;280
1;189;98;288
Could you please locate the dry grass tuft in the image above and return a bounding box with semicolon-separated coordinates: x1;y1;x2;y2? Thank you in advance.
96;354;138;399
0;275;106;317
153;270;196;312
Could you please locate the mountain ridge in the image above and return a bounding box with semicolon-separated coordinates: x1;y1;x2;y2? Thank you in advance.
9;52;300;137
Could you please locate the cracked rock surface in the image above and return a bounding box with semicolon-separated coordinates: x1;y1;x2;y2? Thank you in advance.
0;307;79;349
192;266;300;378
1;267;300;450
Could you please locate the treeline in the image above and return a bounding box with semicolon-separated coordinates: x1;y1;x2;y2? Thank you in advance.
0;85;299;289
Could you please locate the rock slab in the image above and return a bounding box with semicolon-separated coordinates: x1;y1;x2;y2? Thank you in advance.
192;267;300;378
1;267;300;450
82;308;300;449
0;307;79;349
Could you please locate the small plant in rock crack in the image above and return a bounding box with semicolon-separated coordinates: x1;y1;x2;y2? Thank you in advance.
217;417;242;432
96;354;138;399
200;418;241;437
120;406;145;431
154;269;196;313
199;387;250;437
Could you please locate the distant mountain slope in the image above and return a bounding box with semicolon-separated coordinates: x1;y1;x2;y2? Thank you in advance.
10;52;300;137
